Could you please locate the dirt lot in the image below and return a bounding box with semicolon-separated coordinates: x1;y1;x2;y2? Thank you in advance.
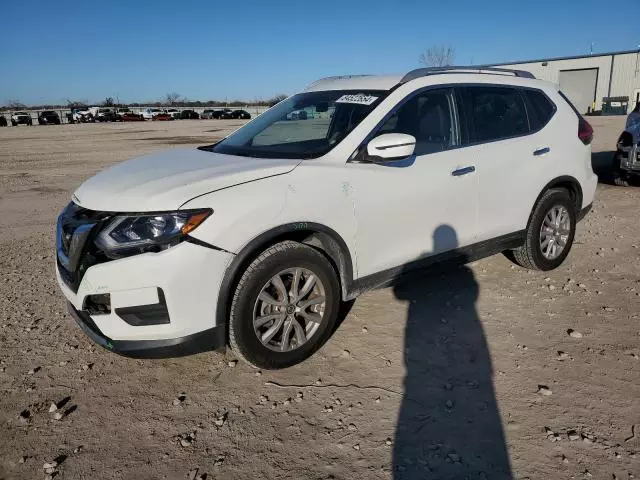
0;117;638;480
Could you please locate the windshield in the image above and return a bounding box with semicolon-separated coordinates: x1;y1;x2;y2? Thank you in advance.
211;90;387;159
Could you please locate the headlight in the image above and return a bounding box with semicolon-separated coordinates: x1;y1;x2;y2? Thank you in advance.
95;209;211;258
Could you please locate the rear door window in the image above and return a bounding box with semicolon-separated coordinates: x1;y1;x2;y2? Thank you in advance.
464;86;528;143
524;90;556;131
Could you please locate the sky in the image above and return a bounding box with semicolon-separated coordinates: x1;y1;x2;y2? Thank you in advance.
1;0;638;106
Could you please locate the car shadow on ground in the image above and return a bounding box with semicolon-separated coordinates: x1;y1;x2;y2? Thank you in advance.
391;225;512;479
592;150;616;184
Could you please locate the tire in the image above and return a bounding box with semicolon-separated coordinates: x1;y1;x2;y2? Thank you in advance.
508;188;576;271
612;151;630;186
229;241;340;369
11;121;16;126
614;174;630;187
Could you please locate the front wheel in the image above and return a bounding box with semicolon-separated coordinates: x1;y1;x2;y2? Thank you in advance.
508;188;576;271
612;151;631;186
229;241;340;369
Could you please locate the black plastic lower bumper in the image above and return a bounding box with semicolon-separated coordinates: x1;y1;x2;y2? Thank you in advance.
577;203;592;222
67;302;225;358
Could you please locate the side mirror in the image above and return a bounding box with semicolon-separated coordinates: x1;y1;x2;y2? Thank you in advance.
366;133;416;162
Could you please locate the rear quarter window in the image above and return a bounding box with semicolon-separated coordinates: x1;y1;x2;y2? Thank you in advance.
524;90;556;131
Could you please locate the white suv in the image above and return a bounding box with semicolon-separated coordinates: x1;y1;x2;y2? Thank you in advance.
55;67;598;369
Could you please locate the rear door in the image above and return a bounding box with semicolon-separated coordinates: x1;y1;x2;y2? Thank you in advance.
457;85;556;242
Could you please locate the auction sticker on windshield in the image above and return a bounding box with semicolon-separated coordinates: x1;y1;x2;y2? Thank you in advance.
335;94;378;105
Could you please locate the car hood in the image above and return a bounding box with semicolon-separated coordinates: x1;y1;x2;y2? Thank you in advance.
73;148;301;212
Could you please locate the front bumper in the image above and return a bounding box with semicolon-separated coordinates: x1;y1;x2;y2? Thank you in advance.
55;205;235;356
67;302;225;358
56;240;233;343
619;144;640;173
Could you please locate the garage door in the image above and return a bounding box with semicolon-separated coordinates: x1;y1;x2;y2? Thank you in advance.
559;69;598;114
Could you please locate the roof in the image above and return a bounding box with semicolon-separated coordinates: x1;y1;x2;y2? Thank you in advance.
304;74;404;92
304;67;538;92
491;48;640;67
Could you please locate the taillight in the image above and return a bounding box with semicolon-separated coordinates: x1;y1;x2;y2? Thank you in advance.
578;117;593;145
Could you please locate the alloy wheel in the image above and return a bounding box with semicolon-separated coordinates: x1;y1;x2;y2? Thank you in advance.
539;205;571;260
253;268;326;352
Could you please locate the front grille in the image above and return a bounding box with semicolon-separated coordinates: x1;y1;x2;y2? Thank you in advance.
56;202;113;293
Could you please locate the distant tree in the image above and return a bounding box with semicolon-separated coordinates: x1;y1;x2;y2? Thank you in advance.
165;92;182;106
103;97;115;106
419;45;456;67
65;98;89;109
267;94;288;106
7;100;26;109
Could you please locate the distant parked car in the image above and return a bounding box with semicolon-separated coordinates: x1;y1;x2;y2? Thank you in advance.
201;109;215;119
141;108;163;120
115;108;134;121
67;106;88;123
38;111;61;125
212;109;233;119
180;109;200;119
166;108;181;119
11;112;33;126
152;112;174;121
0;115;7;127
120;112;145;122
232;109;251;119
611;102;640;186
95;108;116;122
72;107;94;123
288;110;308;120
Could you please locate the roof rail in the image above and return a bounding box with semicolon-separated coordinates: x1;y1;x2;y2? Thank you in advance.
400;66;535;84
305;74;373;90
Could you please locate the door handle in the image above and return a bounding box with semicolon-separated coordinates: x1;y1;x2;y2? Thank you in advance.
451;166;475;176
533;147;550;156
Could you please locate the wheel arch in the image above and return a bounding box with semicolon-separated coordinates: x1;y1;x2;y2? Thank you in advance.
617;131;634;148
215;222;355;330
529;176;583;223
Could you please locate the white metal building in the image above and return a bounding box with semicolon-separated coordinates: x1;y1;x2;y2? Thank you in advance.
492;49;640;114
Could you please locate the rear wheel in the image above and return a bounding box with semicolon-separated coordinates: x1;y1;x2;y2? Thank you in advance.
229;241;340;369
508;188;576;271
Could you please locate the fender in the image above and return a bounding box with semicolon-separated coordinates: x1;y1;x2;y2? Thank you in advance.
617;131;634;148
215;222;355;330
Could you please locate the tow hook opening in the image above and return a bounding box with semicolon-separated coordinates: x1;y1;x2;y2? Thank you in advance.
83;294;111;315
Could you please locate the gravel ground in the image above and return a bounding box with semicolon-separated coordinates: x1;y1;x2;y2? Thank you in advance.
0;117;638;480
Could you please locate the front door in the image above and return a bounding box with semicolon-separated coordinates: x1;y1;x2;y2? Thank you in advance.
347;88;478;278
